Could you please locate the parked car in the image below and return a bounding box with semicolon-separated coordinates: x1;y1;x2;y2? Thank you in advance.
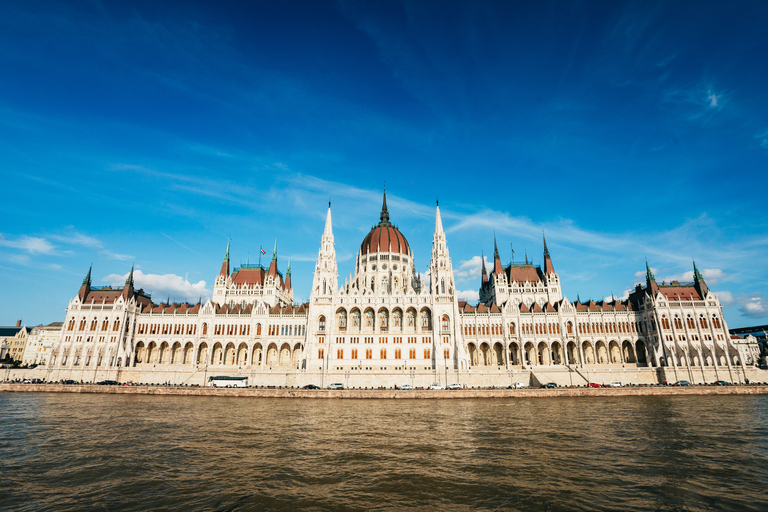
714;380;731;386
588;382;601;388
302;384;320;389
63;380;77;384
447;383;463;390
674;380;691;386
97;380;120;385
428;383;445;390
540;382;557;389
327;383;344;390
610;382;622;387
398;384;413;390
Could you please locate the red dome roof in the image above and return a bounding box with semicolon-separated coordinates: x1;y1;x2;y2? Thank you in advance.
360;191;410;256
361;225;410;255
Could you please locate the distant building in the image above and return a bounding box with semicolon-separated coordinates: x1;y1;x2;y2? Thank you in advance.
0;321;29;362
22;322;63;366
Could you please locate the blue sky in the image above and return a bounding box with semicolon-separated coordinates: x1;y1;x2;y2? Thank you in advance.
1;0;767;328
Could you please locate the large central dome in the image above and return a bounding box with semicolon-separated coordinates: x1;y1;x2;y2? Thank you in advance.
360;192;410;256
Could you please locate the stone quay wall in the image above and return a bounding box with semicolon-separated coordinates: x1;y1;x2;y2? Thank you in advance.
3;365;767;389
2;382;768;399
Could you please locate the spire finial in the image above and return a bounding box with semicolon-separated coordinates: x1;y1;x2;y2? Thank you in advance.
272;239;277;262
379;188;390;225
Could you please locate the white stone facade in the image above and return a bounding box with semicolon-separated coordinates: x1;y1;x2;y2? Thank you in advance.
43;195;760;386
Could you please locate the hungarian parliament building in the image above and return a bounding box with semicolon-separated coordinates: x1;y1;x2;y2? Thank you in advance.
44;194;762;387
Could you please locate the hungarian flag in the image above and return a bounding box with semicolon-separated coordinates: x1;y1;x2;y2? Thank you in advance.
260;247;266;255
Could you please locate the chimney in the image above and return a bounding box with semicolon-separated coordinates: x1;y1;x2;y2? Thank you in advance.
16;319;21;327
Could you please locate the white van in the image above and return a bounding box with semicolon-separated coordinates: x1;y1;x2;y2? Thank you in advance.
514;382;527;389
327;383;344;390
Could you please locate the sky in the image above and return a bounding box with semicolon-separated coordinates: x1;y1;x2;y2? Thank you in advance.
1;0;767;329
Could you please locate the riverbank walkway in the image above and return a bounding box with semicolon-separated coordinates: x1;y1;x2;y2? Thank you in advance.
2;383;768;398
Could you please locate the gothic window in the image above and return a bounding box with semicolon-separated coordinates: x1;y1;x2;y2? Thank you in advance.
365;310;374;327
510;322;516;335
318;316;326;332
699;315;708;329
441;315;449;331
674;316;683;330
712;315;721;329
352;310;361;328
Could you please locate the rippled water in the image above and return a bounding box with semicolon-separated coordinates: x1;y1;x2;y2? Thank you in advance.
1;393;767;511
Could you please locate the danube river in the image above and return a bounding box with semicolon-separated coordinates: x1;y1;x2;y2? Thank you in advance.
1;393;767;511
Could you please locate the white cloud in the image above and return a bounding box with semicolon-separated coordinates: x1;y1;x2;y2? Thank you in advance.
102;270;209;302
457;289;479;303
0;234;55;254
603;287;633;303
663;268;727;285
738;294;768;319
716;291;734;306
454;255;489;281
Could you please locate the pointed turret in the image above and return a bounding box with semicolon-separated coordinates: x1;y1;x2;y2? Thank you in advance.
311;202;338;299
481;251;488;284
268;240;278;278
693;260;709;297
122;264;135;300
429;200;454;296
78;265;92;300
493;236;503;275
645;260;659;295
219;239;230;277
284;258;292;290
543;234;555;274
434;199;444;236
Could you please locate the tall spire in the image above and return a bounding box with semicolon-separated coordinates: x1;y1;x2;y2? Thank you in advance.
379;189;390;226
693;260;709;297
271;239;277;262
219;239;230;277
323;202;333;237
481;251;488;283
284;257;292;290
78;264;92;300
122;264;135;300
645;259;659;296
125;264;134;287
543;234;555;274
434;200;444;236
646;260;655;282
493;235;503;275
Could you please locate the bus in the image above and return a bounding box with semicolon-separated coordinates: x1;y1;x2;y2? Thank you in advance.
208;376;248;388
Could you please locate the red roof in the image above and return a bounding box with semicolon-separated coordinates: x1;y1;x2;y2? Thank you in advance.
506;265;543;285
361;225;410;256
659;285;702;301
231;267;266;286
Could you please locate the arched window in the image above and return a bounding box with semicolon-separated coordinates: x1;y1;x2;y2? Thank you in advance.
567;322;573;334
318;316;326;332
674;316;683;330
441;315;449;331
256;323;262;335
661;316;670;330
686;315;695;329
712;315;721;329
113;320;120;331
202;323;208;335
699;315;708;329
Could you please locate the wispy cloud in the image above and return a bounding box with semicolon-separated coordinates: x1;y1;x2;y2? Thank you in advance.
102;270;209;302
663;268;727;285
0;234;56;254
457;289;479;303
162;232;198;255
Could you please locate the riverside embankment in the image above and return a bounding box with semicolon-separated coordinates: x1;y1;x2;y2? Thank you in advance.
2;382;768;398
